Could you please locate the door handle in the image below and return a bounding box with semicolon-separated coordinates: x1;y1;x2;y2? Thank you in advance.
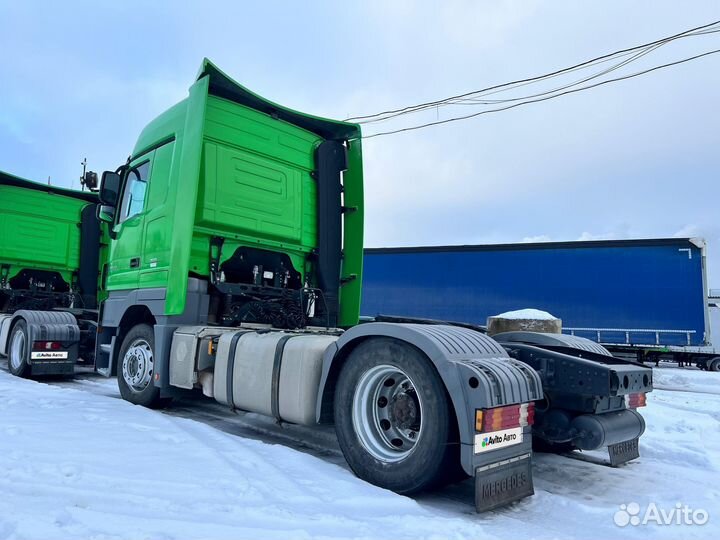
130;258;140;268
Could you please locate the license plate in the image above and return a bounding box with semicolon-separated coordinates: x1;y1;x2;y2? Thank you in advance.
30;351;69;360
474;426;523;453
476;456;534;512
608;438;640;466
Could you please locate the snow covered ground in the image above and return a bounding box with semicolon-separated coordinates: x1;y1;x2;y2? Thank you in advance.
0;362;718;540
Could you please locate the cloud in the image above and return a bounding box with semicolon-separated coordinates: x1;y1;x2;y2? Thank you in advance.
0;116;34;146
521;235;552;243
576;231;618;241
673;224;700;238
362;0;541;53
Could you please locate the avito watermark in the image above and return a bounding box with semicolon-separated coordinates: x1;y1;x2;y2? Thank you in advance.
614;502;709;527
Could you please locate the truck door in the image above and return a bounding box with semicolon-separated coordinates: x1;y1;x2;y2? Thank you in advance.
138;141;173;289
105;156;153;290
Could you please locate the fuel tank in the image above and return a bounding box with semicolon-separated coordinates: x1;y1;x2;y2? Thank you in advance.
213;330;339;425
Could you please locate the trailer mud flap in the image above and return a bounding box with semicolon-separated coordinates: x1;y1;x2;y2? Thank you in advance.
475;454;533;512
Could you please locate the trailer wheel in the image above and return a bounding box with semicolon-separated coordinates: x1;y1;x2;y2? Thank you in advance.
334;337;458;494
117;324;166;408
7;320;30;378
710;357;720;372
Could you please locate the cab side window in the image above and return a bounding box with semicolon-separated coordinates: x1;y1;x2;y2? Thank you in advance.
119;161;150;223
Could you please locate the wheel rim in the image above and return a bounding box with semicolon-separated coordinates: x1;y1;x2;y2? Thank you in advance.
352;364;423;463
121;338;154;393
9;330;25;371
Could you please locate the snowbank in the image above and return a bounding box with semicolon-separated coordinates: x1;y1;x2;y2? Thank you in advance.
651;364;720;395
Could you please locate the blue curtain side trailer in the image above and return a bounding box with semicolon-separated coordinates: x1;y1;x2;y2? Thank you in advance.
362;238;720;371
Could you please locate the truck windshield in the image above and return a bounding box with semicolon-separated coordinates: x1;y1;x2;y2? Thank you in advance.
119;161;149;223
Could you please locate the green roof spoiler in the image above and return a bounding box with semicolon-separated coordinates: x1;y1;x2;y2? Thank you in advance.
196;58;361;141
0;169;97;203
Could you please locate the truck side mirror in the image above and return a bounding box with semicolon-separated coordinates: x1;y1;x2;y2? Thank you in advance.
97;204;116;223
99;171;121;206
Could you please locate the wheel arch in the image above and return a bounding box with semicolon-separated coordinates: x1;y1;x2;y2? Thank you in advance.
108;305;157;376
117;305;157;334
1;310;79;357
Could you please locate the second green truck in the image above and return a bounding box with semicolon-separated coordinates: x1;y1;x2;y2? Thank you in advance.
0;60;652;512
0;170;100;314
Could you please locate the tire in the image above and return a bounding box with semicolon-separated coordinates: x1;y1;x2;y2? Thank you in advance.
710;357;720;372
333;337;460;494
7;320;31;378
117;324;167;408
533;438;575;454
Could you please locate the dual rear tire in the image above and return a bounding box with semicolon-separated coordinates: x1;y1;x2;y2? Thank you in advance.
333;337;464;494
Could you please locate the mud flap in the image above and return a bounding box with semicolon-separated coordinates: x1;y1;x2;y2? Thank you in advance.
475;454;534;512
608;438;640;467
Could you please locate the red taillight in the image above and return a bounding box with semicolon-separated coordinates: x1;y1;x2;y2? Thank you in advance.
32;341;62;351
627;393;647;408
477;402;535;432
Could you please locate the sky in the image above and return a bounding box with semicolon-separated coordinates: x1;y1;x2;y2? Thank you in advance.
1;1;719;285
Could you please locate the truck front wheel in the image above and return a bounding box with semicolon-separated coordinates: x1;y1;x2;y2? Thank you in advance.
334;337;458;494
117;324;166;408
8;320;30;378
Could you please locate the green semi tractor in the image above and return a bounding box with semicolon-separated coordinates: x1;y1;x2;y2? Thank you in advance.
0;60;652;512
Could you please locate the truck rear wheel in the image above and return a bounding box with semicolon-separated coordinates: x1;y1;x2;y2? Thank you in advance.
8;320;30;378
333;337;458;494
710;357;720;372
117;324;166;408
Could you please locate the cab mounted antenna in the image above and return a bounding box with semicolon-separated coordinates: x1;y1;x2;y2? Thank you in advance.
79;157;98;191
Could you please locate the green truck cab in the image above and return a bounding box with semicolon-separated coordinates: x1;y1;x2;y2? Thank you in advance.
98;60;362;327
0;60;652;513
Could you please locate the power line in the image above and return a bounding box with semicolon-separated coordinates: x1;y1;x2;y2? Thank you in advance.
349;19;719;123
450;26;719;106
361;48;720;139
359;40;677;126
364;27;719;124
347;19;720;127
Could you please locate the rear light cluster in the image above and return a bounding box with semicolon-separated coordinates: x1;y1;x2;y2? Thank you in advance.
32;341;62;351
627;393;647;408
476;402;535;432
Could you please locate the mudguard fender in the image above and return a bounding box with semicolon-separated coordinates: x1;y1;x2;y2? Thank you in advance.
316;322;543;444
0;310;79;361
